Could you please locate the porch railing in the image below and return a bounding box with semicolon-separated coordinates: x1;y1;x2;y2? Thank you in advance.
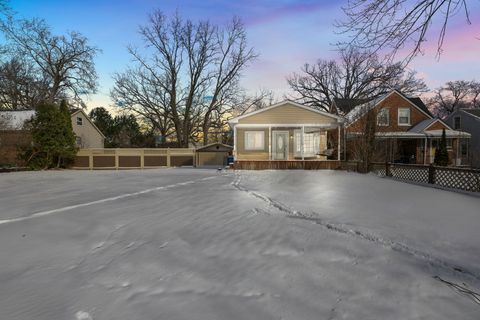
341;161;480;192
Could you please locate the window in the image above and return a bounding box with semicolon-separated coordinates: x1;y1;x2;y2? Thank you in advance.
454;116;461;130
75;136;82;147
460;141;468;156
244;131;264;150
377;108;389;126
398;108;410;125
294;130;320;157
76;117;83;125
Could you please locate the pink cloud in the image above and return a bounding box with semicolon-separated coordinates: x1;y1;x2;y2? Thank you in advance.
243;3;328;27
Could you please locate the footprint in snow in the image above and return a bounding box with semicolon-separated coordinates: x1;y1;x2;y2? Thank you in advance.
75;311;93;320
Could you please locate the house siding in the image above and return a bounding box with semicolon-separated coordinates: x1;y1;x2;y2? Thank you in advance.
236;127;328;160
348;92;431;133
425;121;449;131
445;110;480;168
236;128;269;160
0;130;31;166
237;103;334;125
71;112;104;148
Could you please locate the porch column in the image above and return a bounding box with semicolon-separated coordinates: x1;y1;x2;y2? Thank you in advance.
233;125;237;157
268;125;272;160
455;136;459;166
337;126;341;160
301;125;305;160
423;137;427;165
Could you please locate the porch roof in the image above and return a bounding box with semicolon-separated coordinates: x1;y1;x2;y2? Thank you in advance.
347;130;471;138
229;100;343;126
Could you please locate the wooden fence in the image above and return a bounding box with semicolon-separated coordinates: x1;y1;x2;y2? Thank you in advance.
342;161;480;192
73;148;195;169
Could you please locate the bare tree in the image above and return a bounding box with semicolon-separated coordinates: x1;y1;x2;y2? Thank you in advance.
0;58;45;109
112;11;256;147
1;18;100;107
198;17;257;144
337;0;475;62
429;80;480;117
111;67;174;140
288;47;427;113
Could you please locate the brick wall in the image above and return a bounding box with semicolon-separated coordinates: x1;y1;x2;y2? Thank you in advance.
0;130;32;166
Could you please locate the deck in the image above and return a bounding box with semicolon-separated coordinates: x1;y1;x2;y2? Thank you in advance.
232;160;341;170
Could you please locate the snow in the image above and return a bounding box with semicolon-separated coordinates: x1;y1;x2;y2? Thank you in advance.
0;169;479;319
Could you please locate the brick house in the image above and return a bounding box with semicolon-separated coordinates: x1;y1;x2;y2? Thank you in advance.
0;109;104;166
341;90;471;166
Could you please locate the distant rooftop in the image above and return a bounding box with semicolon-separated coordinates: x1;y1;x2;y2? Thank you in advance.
0;110;36;130
333;98;371;114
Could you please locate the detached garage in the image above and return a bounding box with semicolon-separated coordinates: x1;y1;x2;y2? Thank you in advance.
195;143;233;168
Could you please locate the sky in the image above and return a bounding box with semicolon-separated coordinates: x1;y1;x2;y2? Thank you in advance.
7;0;480;111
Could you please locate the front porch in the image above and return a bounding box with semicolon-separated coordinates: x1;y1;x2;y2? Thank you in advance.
228;100;344;168
233;125;343;161
351;133;471;166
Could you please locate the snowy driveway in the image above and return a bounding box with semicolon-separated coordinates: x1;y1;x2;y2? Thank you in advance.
0;169;479;319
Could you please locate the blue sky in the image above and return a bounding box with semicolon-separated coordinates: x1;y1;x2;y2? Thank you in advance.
8;0;480;110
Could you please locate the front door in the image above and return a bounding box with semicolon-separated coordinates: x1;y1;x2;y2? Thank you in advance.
272;131;289;160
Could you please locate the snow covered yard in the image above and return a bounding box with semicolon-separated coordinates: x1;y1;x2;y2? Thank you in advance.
0;169;479;319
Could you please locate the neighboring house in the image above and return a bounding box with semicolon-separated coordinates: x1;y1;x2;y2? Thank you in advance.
0;109;105;148
344;90;471;166
445;109;480;168
228;100;344;162
0;110;36;129
70;109;105;148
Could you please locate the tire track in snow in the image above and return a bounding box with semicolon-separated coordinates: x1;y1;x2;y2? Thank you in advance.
232;173;480;285
0;175;223;226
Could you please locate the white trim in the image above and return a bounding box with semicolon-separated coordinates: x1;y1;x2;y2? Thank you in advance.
272;130;289;160
268;126;272;160
345;90;433;128
233;126;237;153
397;108;411;126
460;109;480;121
424;118;453;131
347;131;471;138
390;90;433;119
228;100;344;124
337;126;341;160
244;130;265;151
232;123;338;129
71;109;106;138
301;126;305;160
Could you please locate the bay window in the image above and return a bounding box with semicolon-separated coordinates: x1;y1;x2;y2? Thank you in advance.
294;130;320;157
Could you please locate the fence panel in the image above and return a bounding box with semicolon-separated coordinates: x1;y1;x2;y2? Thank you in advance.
389;164;429;184
343;161;480;193
434;167;480;192
74;148;195;169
